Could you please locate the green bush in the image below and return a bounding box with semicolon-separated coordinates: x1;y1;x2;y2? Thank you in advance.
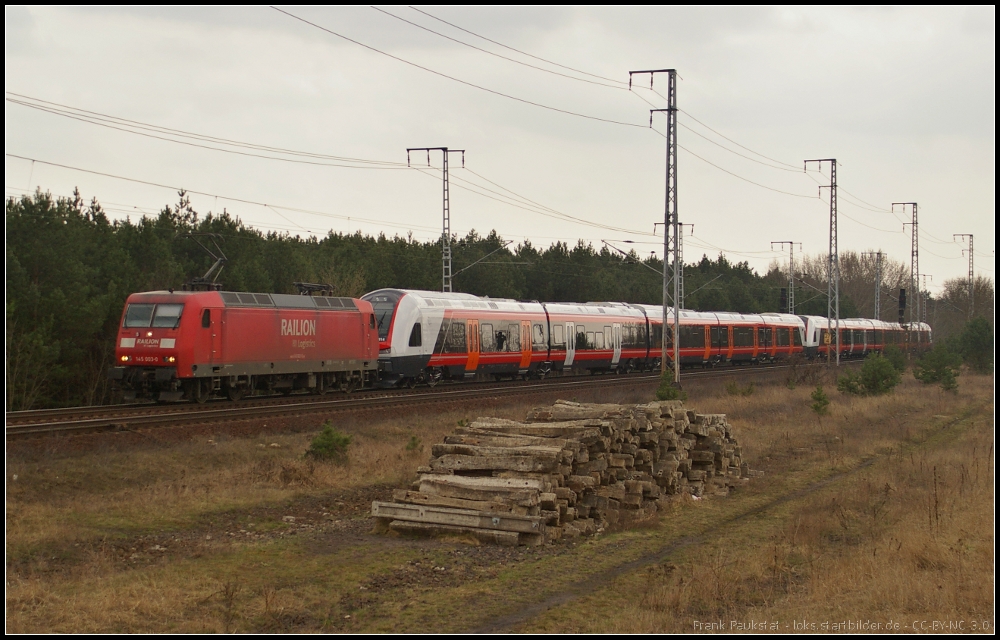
726;380;755;396
306;420;352;461
656;371;688;401
837;353;901;396
950;317;994;374
405;435;422;452
913;344;963;391
810;385;830;417
882;344;906;373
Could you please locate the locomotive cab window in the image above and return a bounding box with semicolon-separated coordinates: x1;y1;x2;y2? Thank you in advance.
123;303;155;328
151;304;184;329
202;309;211;328
408;323;422;347
369;314;376;329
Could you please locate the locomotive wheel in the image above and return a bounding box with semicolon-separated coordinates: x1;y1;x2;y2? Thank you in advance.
194;379;211;404
405;378;417;389
227;385;245;402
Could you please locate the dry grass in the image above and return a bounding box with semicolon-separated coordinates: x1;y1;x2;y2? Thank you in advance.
6;372;993;633
521;373;994;634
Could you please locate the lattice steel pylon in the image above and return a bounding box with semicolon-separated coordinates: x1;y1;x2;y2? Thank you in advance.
805;159;839;365
678;223;693;310
771;241;801;314
919;274;932;324
954;234;974;319
895;202;919;326
407;147;465;292
632;67;679;384
863;250;884;320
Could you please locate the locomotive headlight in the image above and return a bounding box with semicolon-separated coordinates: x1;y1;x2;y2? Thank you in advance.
165;356;176;363
120;355;130;362
146;331;153;337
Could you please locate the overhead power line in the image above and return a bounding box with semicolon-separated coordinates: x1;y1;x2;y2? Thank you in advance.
270;6;646;128
648;126;817;199
370;7;624;89
6;92;408;170
407;6;629;86
4;153;443;234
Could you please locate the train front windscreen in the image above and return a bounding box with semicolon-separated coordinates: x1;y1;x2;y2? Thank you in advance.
362;290;404;342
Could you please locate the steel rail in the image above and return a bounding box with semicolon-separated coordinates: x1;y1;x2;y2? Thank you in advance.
6;362;845;440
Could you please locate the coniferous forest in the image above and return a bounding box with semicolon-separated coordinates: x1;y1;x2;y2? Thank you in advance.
5;190;989;409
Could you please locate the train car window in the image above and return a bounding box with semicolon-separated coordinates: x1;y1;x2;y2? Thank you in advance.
587;331;597;348
495;329;507;352
202;309;211;328
734;326;754;347
480;323;496;352
710;326;721;348
152;304;184;328
124;303;155;328
776;327;790;347
552;324;565;348
603;326;611;349
507;324;520;352
720;327;729;348
793;328;803;347
637;324;647;346
576;326;588;350
680;325;705;349
595;331;605;349
443;320;466;353
434;318;452;352
408;323;422;347
657;325;668;350
532;323;546;351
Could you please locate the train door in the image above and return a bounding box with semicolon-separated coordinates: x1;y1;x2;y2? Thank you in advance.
565;322;575;366
210;308;222;365
465;319;479;376
612;323;622;365
365;313;374;360
519;320;532;372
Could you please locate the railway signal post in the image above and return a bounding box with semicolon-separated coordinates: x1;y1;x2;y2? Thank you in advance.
407;147;466;293
631;67;680;386
805;159;839;366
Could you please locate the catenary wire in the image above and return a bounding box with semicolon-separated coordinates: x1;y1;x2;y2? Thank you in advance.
370;7;625;89
407;6;629;86
270;6;647;129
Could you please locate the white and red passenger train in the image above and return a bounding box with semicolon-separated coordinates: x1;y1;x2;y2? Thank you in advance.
111;287;931;401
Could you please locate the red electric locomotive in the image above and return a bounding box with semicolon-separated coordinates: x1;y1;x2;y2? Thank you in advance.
110;289;379;402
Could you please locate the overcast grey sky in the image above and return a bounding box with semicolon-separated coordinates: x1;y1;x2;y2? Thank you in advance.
5;6;995;295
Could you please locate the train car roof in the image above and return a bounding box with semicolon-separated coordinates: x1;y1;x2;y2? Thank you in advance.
127;290;362;311
373;288;545;313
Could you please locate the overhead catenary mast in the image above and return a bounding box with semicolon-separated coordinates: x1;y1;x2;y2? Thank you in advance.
862;250;884;320
954;234;974;319
805;159;839;366
771;241;801;314
894;202;919;327
407;147;465;292
631;68;680;386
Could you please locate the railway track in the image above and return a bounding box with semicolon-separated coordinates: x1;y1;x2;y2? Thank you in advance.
5;362;843;440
